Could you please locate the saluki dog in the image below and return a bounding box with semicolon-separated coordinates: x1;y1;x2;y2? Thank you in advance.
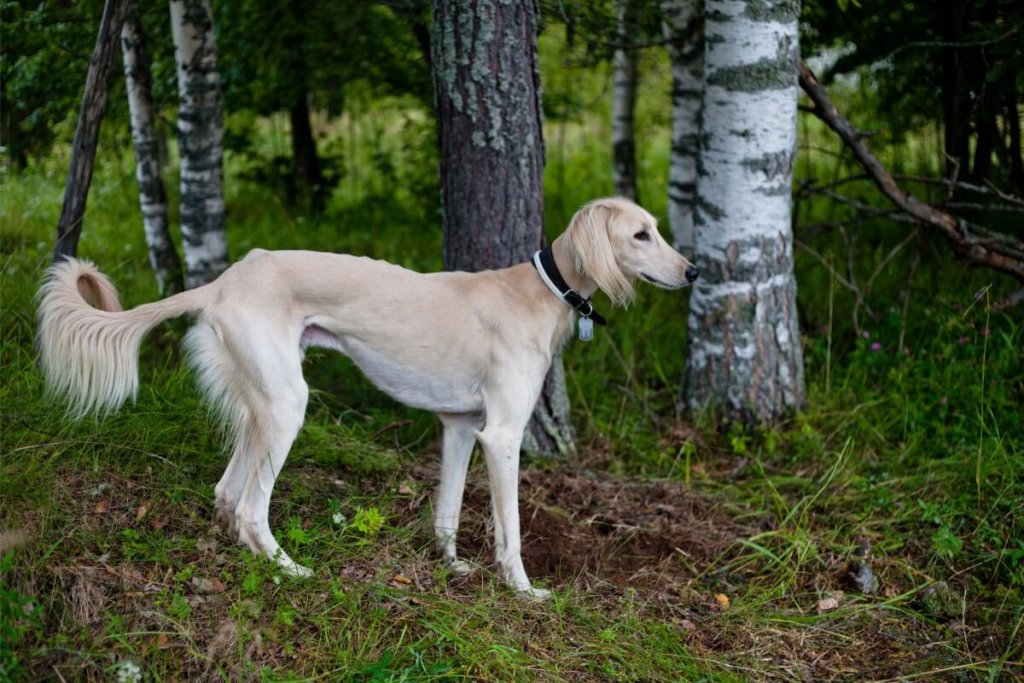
37;197;698;598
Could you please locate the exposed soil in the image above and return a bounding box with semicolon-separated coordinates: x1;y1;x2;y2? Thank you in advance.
450;465;752;599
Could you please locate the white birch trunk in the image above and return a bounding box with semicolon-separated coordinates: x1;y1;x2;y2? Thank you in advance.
684;0;805;423
662;0;702;255
122;2;183;295
611;0;639;202
169;0;227;289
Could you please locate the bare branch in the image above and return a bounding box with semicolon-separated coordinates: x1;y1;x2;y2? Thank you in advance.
798;60;1024;283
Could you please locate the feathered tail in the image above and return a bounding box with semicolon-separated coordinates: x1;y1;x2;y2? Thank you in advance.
37;258;209;417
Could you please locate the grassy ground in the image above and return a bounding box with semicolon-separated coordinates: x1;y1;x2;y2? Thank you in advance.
2;102;1023;681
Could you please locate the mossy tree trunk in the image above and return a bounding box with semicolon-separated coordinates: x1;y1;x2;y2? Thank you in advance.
169;0;227;289
122;0;183;296
683;0;805;423
430;0;576;459
662;0;702;255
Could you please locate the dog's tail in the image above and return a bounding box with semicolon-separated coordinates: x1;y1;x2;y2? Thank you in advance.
37;258;212;417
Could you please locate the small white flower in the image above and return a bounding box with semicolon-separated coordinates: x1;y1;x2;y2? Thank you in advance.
332;512;346;526
116;660;142;683
272;574;282;585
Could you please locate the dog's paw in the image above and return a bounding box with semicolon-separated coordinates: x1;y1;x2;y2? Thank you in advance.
273;551;313;579
518;586;552;602
281;561;314;579
445;559;473;576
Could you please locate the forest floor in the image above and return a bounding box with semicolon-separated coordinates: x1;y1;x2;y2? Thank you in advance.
2;408;1019;682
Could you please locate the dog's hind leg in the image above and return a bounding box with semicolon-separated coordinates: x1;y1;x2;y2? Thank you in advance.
234;387;310;575
434;413;483;574
220;320;311;577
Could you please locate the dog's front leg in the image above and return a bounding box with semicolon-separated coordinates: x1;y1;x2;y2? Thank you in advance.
434;413;482;574
476;421;550;600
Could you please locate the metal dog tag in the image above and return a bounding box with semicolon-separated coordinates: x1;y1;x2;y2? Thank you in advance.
578;316;594;341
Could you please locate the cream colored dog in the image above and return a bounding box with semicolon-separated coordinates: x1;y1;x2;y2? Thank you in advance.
37;197;697;598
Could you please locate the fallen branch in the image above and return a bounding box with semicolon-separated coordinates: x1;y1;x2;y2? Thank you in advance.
798;60;1024;284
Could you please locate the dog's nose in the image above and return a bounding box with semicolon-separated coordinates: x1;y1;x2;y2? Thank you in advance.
685;266;700;283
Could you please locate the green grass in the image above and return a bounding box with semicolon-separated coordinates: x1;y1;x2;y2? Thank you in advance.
2;96;1023;681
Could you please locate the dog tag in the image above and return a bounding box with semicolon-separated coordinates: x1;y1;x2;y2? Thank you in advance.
578;316;594;341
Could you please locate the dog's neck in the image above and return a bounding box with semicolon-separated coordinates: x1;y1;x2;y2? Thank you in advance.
549;235;598;299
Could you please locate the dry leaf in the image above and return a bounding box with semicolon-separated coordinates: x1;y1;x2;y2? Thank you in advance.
150;516;167;530
191;576;227;594
93;500;110;514
817;596;841;613
398;482;414;495
713;593;730;609
135;501;151;521
392;573;413;585
674;617;697;632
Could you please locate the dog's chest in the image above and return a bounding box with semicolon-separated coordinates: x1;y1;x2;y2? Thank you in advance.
333;334;484;414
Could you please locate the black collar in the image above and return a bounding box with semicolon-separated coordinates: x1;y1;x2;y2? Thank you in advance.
531;247;608;326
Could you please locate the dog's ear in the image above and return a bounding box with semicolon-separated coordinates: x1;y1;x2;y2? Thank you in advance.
567;200;635;308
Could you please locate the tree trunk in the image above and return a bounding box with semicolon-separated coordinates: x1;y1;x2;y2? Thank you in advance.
431;0;576;458
683;0;805;424
1008;88;1024;195
662;0;702;254
290;91;326;213
53;0;127;262
169;0;228;289
939;3;974;183
284;0;325;214
611;0;639;202
122;1;184;295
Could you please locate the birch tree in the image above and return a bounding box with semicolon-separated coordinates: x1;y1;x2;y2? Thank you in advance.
611;0;639;201
122;1;183;295
662;0;702;254
683;0;805;423
169;0;227;288
431;0;576;458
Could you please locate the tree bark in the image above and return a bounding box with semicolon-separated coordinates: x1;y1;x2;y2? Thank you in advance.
53;0;127;262
938;2;975;184
662;0;702;254
284;0;325;214
611;0;639;202
122;0;184;295
289;91;326;213
683;0;805;424
169;0;228;289
1008;88;1024;195
431;0;576;458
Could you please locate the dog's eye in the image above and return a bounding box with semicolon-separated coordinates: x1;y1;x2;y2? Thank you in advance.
633;231;650;242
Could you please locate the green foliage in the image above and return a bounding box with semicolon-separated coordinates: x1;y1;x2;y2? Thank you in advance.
351;506;386;538
0;552;42;681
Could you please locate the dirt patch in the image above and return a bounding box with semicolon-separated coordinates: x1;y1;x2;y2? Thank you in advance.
416;464;753;609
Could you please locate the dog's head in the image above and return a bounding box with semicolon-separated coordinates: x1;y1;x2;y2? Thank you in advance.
567;197;698;307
